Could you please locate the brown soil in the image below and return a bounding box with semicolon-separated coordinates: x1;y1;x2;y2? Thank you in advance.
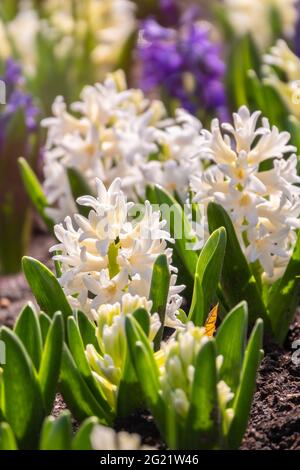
0;233;54;327
1;234;299;450
241;311;300;450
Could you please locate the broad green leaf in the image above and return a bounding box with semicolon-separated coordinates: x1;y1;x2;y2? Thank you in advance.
18;157;53;229
0;327;44;449
38;312;64;414
117;308;150;417
216;301;248;392
59;345;112;425
0;422;18;450
72;417;100;450
125;316;160;409
116;31;137;73
0;370;4;420
207;202;270;329
39;312;52;343
76;310;99;351
22;256;73;320
14;302;43;370
189;228;226;326
149;254;170;350
132;308;150;337
40;412;72;450
67;168;94;217
267;231;300;343
185;340;218;450
67;317;111;414
145;184;157;205
226;34;260;109
154;185;198;279
228;319;264;449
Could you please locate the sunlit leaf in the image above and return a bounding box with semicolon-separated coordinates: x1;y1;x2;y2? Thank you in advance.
22;256;72;321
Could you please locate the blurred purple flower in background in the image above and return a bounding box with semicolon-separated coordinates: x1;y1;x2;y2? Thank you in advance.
138;1;228;120
0;58;39;144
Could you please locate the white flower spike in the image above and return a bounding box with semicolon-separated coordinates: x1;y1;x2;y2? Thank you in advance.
191;106;300;280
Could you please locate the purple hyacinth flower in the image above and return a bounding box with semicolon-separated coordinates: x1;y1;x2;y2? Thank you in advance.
138;7;228;120
4;58;23;87
0;59;39;146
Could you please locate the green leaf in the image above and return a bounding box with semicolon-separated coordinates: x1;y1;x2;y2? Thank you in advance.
40;412;72;450
228;319;264;449
149;254;170;349
0;327;44;449
267;231;300;343
125;316;160;410
185;340;218;450
67;168;94;217
14;302;43;370
189;228;226;326
116;30;137;73
177;308;188;324
39;312;52;343
72;417;100;450
76;310;99;351
0;422;18;450
38;312;64;414
22;256;73;321
67;317;111;414
216;301;248;393
59;345;112;425
18;157;53;229
117;308;150;417
145;184;157;205
207;203;270;328
226;34;260;109
154;185;198;279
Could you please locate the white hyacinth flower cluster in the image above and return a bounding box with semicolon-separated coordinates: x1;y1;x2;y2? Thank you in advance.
86;294;161;408
190;106;300;281
91;424;154;450
224;0;298;50
42;70;203;222
51;177;184;325
263;40;300;120
157;324;234;425
0;0;135;77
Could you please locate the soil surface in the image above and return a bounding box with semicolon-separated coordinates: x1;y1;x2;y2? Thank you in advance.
1;234;299;450
241;311;300;450
0;233;54;327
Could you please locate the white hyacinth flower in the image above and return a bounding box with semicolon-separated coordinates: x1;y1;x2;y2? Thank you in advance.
158;323;234;420
140;109;205;199
51;177;185;327
42;70;204;222
263;40;300;120
91;425;154;450
86;293;160;408
190;106;300;280
42;70;166;222
0;0;136;77
224;0;297;50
